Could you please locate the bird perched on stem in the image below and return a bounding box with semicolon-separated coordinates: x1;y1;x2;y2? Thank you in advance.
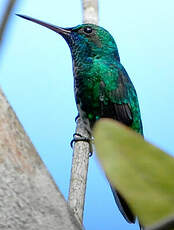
16;14;143;228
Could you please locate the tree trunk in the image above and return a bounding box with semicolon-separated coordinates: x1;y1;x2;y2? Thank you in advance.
0;89;83;230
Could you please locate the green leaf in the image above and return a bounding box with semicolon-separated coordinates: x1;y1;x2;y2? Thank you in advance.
93;118;174;227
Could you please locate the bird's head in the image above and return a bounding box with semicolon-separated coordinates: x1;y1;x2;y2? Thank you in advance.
16;14;120;62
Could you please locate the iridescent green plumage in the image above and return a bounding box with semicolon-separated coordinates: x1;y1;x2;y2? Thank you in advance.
70;24;143;136
17;15;143;226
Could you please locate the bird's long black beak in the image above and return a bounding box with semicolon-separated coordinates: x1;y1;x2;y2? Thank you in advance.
16;14;71;36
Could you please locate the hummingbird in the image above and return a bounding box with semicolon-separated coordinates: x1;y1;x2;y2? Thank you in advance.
16;14;143;227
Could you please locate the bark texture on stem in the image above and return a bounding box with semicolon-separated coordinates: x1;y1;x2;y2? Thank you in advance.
68;0;98;224
0;88;83;230
82;0;99;24
68;118;90;224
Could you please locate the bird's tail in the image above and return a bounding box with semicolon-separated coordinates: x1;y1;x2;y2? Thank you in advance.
139;222;144;230
110;184;136;224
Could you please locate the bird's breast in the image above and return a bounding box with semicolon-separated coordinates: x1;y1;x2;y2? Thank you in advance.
73;59;119;123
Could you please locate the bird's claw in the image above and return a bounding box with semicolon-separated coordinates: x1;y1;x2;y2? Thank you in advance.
70;133;93;157
75;114;80;122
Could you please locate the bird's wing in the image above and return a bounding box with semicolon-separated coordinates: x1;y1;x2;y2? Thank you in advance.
100;64;137;128
102;64;143;223
113;103;133;126
112;67;134;126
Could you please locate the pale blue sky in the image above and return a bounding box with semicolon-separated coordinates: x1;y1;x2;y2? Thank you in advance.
0;1;174;229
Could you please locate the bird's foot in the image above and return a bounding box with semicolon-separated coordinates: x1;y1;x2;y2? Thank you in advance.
75;114;80;122
70;133;93;157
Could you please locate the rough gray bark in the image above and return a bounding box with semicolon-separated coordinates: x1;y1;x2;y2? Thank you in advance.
0;88;83;230
68;118;90;224
68;0;98;224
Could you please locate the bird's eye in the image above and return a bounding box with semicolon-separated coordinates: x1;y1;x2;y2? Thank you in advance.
84;26;93;34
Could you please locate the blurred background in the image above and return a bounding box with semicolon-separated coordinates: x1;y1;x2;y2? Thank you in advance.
0;0;174;229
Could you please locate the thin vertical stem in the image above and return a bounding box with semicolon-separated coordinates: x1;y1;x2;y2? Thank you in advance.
82;0;99;24
68;0;99;224
68;118;90;224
